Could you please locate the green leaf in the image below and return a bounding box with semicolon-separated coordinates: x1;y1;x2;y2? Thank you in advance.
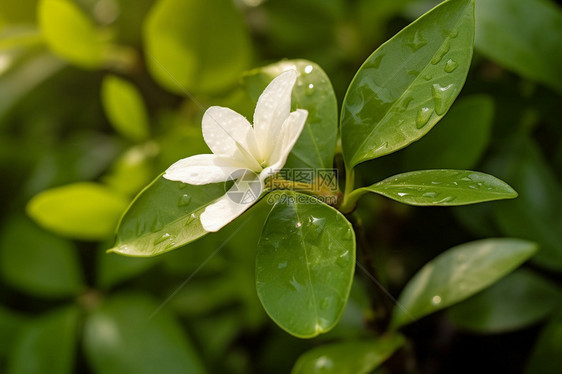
256;191;356;338
401;95;494;170
144;0;251;93
341;0;475;167
102;143;159;197
291;335;405;374
363;170;517;206
391;238;538;329
83;292;205;374
108;175;226;257
38;0;105;69
475;0;562;94
447;269;562;333
0;306;28;358
27;182;129;241
0;215;84;298
7;306;79;374
96;250;159;289
525;313;562;374
242;60;338;171
489;138;562;271
101;76;150;142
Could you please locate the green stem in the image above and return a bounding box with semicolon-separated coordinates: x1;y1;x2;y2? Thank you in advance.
338;164;367;213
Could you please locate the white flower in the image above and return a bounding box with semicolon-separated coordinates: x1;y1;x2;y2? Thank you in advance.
163;70;308;232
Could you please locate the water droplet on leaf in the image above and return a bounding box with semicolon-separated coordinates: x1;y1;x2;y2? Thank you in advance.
406;30;428;51
154;232;171;245
444;59;458;73
151;214;163;232
431;39;450;65
178;194;192;207
416;107;433;128
431;83;455;115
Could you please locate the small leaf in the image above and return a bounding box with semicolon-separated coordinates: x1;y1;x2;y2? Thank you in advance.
256;191;356;338
27;182;129;241
525;313;562;374
447;269;562;333
108;175;226;257
0;215;84;298
242;60;338;171
341;0;475;167
291;335;405;374
475;0;562;94
101;76;150;142
84;293;206;374
391;238;538;329
363;170;517;206
401;95;494;170
7;306;79;374
144;0;251;93
38;0;105;69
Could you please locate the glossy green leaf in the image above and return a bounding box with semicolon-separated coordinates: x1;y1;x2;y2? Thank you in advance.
256;191;356;338
0;215;84;298
490;138;562;271
84;293;205;374
341;0;475;167
108;175;226;257
525;313;562;374
7;306;79;374
447;269;562;333
475;0;562;94
101;76;150;142
291;335;404;374
242;60;338;171
38;0;105;69
144;0;251;93
27;182;129;241
391;238;538;329
363;170;517;206
401;95;494;170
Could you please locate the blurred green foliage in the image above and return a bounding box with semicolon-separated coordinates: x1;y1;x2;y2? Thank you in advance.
1;0;562;373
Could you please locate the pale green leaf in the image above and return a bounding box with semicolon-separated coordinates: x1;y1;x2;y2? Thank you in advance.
144;0;251;93
38;0;105;69
27;182;129;241
101;75;150;142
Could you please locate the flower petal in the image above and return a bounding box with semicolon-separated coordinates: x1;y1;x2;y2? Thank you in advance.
202;106;261;169
163;154;246;185
261;109;308;180
200;175;264;232
253;69;298;161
